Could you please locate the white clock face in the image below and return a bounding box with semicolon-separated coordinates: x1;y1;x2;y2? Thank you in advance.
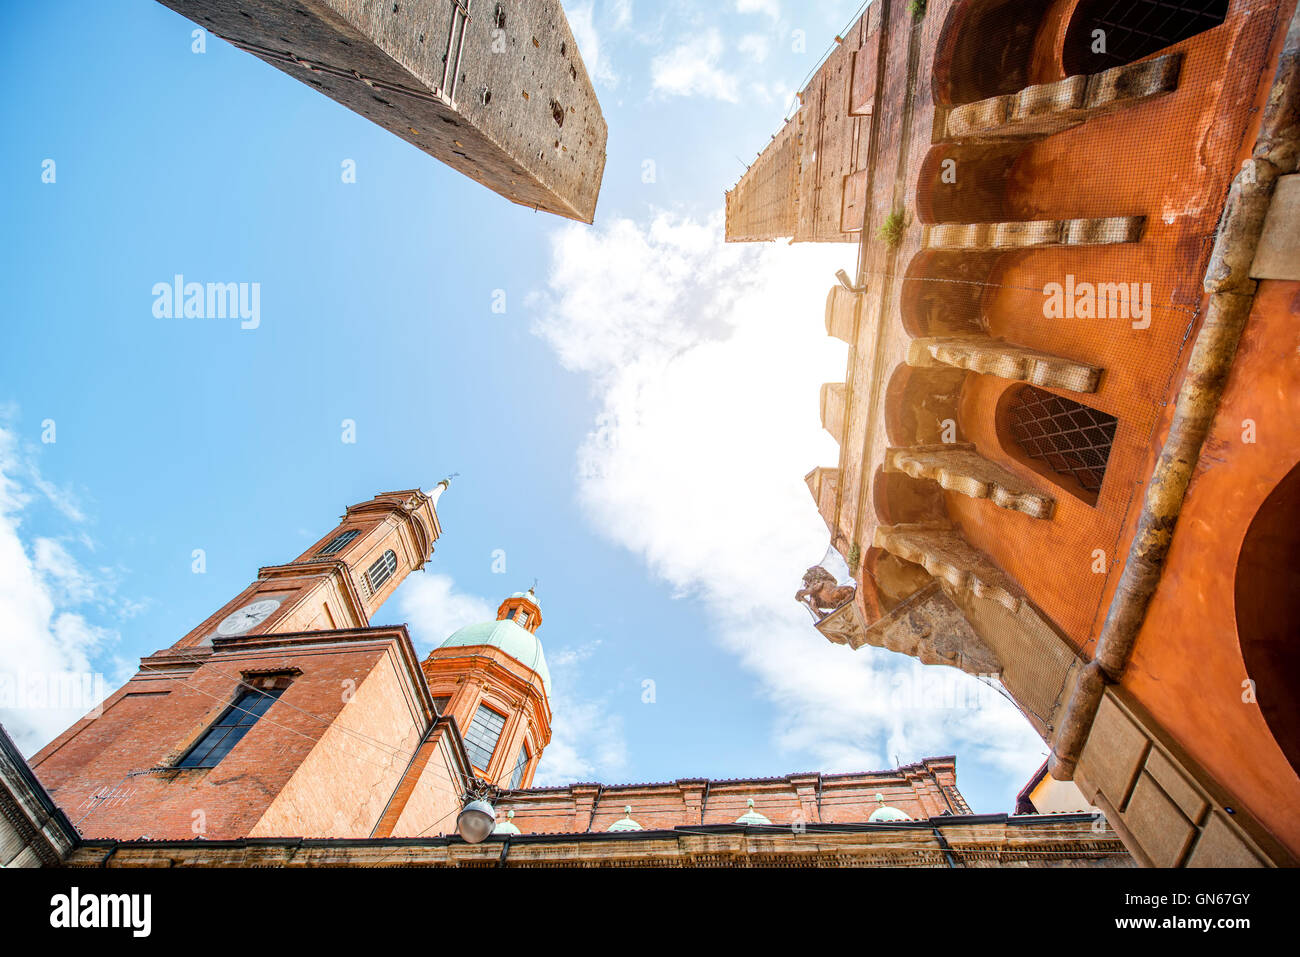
216;598;282;636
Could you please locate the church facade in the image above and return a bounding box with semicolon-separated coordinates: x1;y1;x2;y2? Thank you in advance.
730;0;1300;866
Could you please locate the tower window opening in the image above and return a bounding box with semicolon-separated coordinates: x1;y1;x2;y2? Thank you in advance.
1064;0;1229;75
366;549;398;591
176;686;285;768
1004;386;1117;503
464;704;506;771
509;742;530;790
317;528;360;556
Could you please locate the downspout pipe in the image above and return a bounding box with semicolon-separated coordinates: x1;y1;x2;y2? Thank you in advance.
1051;6;1300;779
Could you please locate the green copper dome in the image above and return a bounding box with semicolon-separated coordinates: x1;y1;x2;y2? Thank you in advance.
868;793;911;822
493;810;521;835
438;618;551;697
735;798;772;826
607;806;642;832
509;589;541;610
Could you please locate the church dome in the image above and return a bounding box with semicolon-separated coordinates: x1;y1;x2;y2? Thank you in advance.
607;806;643;832
735;798;772;826
493;810;521;835
868;793;911;822
438;618;551;696
508;590;541;610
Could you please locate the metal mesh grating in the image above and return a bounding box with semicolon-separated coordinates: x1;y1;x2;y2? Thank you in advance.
1079;0;1230;70
1007;386;1118;495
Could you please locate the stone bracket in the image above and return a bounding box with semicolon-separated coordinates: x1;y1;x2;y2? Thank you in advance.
885;445;1056;520
817;581;1002;677
924;216;1146;251
872;524;1022;612
942;54;1183;141
907;335;1102;393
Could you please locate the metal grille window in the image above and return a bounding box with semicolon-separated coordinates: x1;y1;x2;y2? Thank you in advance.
509;744;529;790
177;687;284;768
366;549;398;592
464;704;506;771
1006;386;1118;499
317;528;360;556
1066;0;1229;73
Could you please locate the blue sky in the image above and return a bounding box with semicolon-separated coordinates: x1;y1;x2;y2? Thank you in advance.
0;0;1045;814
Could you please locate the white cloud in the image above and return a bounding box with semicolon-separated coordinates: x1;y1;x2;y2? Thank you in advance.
531;211;1045;802
397;572;496;653
0;426;117;756
531;640;628;785
736;0;781;19
565;1;619;88
397;576;628;785
739;33;771;63
650;29;740;102
608;0;633;30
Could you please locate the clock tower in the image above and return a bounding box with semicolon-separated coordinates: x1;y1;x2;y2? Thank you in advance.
167;481;449;654
28;483;483;842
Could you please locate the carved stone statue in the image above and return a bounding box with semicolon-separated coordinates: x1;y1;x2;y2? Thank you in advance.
796;566;856;616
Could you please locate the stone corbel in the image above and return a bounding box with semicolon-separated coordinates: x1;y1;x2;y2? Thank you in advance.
872;523;1022;612
885;444;1056;519
907;335;1102;393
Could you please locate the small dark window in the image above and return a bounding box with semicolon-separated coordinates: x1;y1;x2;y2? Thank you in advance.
509;743;529;790
177;687;284;768
1064;0;1229;75
432;695;451;715
464;704;506;771
366;549;398;591
1005;386;1118;502
317;528;360;556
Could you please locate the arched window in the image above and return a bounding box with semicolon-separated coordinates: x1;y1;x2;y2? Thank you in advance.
1235;463;1300;779
464;704;506;771
1001;386;1117;505
366;549;398;592
1064;0;1230;76
509;742;530;790
316;528;360;557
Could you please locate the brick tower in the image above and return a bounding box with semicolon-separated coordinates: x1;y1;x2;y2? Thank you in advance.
422;588;552;790
28;483;484;842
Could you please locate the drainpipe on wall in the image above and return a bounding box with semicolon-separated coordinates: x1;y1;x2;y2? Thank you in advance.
1050;6;1300;780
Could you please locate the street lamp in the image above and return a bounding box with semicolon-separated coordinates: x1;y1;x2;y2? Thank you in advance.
456;799;497;844
456;777;503;844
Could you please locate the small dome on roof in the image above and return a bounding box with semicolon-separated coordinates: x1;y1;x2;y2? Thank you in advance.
510;588;541;610
493;810;521;835
868;792;912;822
735;798;772;826
607;806;642;832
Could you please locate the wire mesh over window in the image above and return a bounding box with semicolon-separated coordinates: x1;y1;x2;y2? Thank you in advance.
464;704;505;771
1006;386;1118;496
1066;0;1229;73
366;549;398;592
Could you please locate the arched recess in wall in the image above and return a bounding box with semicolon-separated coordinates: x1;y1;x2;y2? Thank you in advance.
1234;461;1300;779
994;383;1117;506
1062;0;1230;76
884;363;968;447
862;546;934;618
872;467;947;526
900;250;1000;338
933;0;1058;105
916;143;1023;225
